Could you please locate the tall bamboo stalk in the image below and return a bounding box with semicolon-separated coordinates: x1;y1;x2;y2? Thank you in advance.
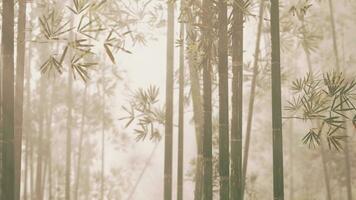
41;153;48;199
189;59;204;200
74;86;87;200
338;95;351;200
202;0;213;198
0;39;2;200
84;165;90;200
177;0;185;198
241;1;264;198
343;132;352;200
23;27;33;200
100;68;105;200
327;0;340;71
341;30;352;200
14;1;27;199
1;0;15;199
65;64;73;200
24;108;29;200
288;120;294;200
164;0;174;199
0;28;2;200
218;0;229;199
35;77;46;200
29;99;34;200
300;19;313;74
320;140;331;200
186;9;204;200
270;0;284;199
231;0;244;199
46;83;55;200
29;50;35;200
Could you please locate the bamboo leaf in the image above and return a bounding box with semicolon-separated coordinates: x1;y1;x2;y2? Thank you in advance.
104;44;116;64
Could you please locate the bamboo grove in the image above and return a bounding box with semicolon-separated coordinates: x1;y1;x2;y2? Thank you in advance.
1;0;356;200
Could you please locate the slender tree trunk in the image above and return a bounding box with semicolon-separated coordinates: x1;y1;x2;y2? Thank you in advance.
100;70;105;200
46;83;55;200
344;136;352;200
202;0;213;199
23;29;33;200
300;19;313;74
35;77;46;200
304;48;312;73
24;121;28;200
14;1;27;199
48;137;52;200
270;0;284;199
336;79;349;200
186;15;204;200
55;167;61;200
189;62;204;200
339;95;351;200
75;16;91;200
30;146;35;200
1;0;15;199
320;141;331;200
231;0;244;199
84;165;90;200
288;120;294;200
241;1;264;198
177;1;185;198
74;86;87;200
0;34;2;200
28;48;34;200
0;40;2;200
65;65;73;200
341;30;352;200
41;154;48;199
29;122;34;200
164;0;174;199
327;0;340;71
218;0;229;199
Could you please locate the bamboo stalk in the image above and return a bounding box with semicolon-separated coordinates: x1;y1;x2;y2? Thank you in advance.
231;0;244;199
14;1;27;199
270;0;284;199
218;0;229;199
177;0;185;198
241;1;265;199
74;86;87;200
164;0;174;199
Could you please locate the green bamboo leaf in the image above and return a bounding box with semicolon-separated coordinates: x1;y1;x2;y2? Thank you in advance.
39;58;51;74
104;44;115;64
66;5;78;14
125;117;135;128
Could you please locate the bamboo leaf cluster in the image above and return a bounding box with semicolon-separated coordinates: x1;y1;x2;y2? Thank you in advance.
286;72;356;150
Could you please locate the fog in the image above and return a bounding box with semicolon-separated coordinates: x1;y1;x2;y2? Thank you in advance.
0;0;356;200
